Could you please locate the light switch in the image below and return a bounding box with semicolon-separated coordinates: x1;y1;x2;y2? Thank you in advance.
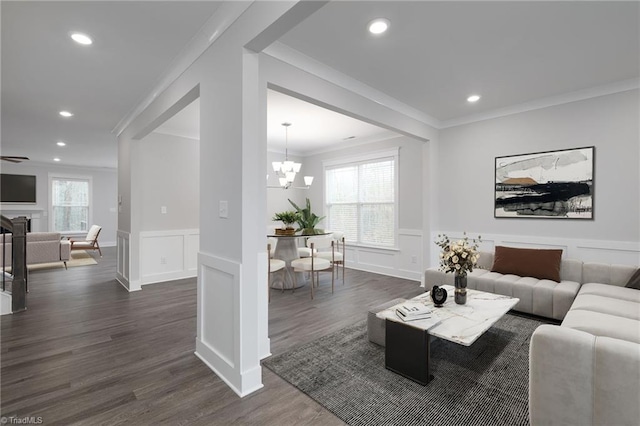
161;206;167;214
219;200;228;218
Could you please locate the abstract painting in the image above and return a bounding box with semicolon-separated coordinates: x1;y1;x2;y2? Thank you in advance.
495;147;594;219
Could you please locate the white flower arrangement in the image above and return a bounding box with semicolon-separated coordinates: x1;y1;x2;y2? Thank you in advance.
435;232;482;276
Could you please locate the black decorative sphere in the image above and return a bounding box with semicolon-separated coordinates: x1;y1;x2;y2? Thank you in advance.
431;285;447;307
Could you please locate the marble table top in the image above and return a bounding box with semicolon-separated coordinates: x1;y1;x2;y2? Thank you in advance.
377;285;519;347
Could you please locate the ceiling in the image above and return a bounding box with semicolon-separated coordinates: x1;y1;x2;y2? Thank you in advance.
154;90;397;155
1;1;221;168
2;2;638;168
279;1;639;121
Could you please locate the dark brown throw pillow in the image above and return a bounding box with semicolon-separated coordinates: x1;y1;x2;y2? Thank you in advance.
491;246;563;282
625;269;640;290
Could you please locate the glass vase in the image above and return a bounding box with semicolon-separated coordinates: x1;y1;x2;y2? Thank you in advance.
454;271;467;305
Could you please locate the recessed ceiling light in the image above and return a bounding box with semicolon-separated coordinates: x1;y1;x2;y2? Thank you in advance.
70;32;92;45
53;158;61;162
59;111;73;117
467;95;481;103
56;141;66;147
368;18;390;35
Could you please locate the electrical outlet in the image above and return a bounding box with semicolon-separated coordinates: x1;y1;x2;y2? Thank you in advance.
219;200;228;218
411;255;417;264
160;257;167;265
161;206;167;214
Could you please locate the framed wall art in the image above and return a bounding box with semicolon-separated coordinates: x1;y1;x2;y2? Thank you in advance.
495;146;594;219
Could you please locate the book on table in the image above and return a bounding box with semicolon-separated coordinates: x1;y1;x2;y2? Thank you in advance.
395;302;432;322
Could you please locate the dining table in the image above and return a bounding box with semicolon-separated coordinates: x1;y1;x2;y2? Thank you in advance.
267;231;330;289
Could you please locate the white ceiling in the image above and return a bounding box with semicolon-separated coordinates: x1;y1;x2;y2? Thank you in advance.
2;2;639;168
1;1;220;168
279;1;639;121
154;90;397;155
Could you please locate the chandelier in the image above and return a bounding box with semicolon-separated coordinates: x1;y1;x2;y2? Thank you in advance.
269;122;313;189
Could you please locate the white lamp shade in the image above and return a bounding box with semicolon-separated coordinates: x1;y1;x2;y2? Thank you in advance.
293;163;302;173
279;177;288;187
304;176;314;186
283;160;295;172
272;161;282;172
285;171;296;182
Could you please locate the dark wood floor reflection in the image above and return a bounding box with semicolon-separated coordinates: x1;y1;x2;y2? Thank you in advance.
1;247;422;425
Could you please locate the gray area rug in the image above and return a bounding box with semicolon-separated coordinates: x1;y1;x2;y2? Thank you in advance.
263;313;546;426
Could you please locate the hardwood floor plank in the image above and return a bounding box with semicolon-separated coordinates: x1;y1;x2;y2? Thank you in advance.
1;247;423;424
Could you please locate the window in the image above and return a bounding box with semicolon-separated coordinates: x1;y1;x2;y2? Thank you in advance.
50;176;91;233
325;149;398;248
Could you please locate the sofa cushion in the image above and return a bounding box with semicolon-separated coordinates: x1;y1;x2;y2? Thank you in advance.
625;268;640;289
26;232;61;242
491;246;562;282
560;258;582;283
562;310;640;344
571;294;640;321
579;283;640;303
583;262;637;287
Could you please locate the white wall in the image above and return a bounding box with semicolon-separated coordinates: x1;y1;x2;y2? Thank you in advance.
436;90;640;265
131;131;199;285
135;132;199;231
302;135;426;280
0;162;117;245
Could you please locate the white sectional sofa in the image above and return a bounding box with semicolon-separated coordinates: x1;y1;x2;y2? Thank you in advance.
530;281;640;425
425;247;639;425
426;250;581;320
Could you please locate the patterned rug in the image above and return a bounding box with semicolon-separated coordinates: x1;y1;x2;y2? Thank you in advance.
263;313;545;426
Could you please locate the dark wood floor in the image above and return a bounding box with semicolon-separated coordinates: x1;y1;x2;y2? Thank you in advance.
1;248;423;425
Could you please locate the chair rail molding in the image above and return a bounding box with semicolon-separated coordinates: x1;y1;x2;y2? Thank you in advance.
429;231;640;269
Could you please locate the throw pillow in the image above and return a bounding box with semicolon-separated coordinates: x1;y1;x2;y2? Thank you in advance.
491;246;563;282
625;269;640;290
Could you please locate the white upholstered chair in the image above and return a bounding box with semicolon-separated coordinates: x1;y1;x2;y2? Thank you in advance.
267;243;286;302
291;240;334;299
69;225;102;257
316;231;345;281
267;237;278;258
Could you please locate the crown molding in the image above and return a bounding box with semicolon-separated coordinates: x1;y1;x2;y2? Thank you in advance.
112;2;251;137
263;42;441;129
440;78;640;129
303;131;403;157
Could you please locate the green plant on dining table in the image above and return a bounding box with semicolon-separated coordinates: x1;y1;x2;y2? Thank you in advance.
272;211;300;229
288;198;325;235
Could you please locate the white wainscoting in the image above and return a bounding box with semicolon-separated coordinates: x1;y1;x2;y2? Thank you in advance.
344;229;423;282
0;291;12;316
116;230;134;291
429;231;640;269
139;229;199;285
195;251;263;397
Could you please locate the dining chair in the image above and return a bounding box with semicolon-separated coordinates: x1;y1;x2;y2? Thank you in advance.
267;243;286;302
291;241;334;299
316;231;345;281
267;237;278;258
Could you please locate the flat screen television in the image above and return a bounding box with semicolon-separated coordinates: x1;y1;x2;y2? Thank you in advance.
1;174;37;203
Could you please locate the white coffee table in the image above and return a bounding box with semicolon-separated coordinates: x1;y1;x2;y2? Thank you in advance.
377;285;519;384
